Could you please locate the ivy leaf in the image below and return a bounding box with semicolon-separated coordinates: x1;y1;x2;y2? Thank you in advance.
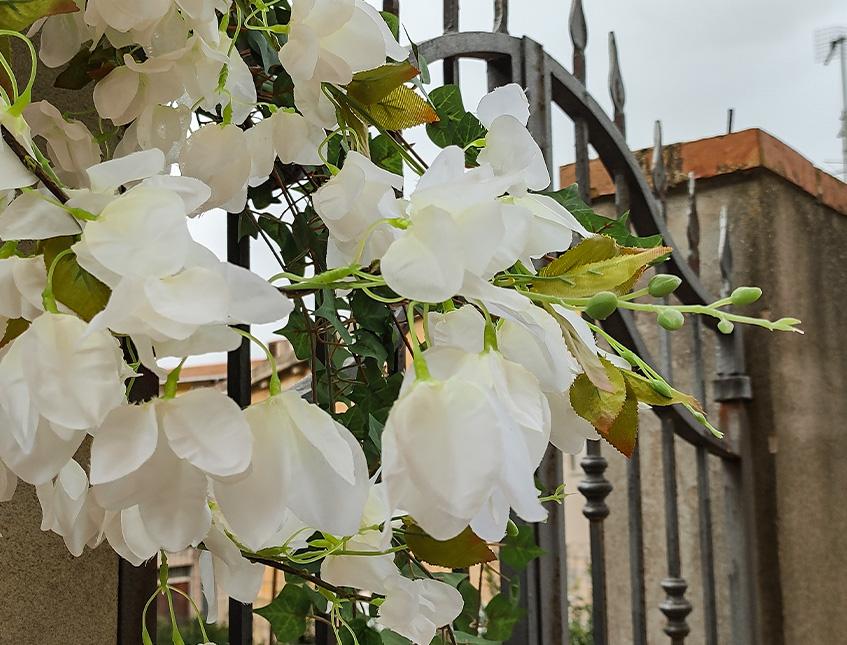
348;61;420;105
426;85;486;165
569;357;627;435
499;524;544;572
276;308;312;361
453;632;502;644
484;593;524;641
338;618;383;645
403;520;496;569
42;237;110;322
370;133;403;175
540;185;664;248
315;290;354;344
254;584;312;642
455;576;481;633
364;85;438;130
379;631;412;645
536;236;671;298
351;329;388;364
0;317;28;350
0;0;76;31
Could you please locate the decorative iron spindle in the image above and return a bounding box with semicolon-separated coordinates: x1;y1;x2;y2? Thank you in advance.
227;210;254;645
570;0;590;201
493;0;509;33
652;124;693;645
687;175;719;645
606;31;647;645
443;0;460;84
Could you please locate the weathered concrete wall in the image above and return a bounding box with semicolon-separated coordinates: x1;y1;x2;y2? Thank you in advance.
0;43;122;645
585;167;846;644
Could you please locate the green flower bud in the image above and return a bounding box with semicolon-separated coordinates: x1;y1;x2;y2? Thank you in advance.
506;519;520;538
657;309;685;331
648;274;682;298
585;291;619;320
717;319;735;335
620;349;640;367
730;286;762;306
649;379;674;399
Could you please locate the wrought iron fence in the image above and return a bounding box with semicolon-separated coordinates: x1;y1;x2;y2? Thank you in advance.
214;1;761;643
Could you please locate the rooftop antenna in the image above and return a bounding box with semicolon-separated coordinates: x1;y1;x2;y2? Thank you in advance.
815;26;847;180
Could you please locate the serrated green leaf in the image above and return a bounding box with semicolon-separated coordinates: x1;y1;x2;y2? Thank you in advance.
536;236;671;298
0;317;28;349
276;308;312;361
569;357;627;435
42;237;110;322
404;520;496;569
0;0;76;31
365;85;438;130
348;61;420;105
484;593;524;641
546;305;613;392
254;584;312;642
603;382;639;457
499;524;544;572
540;185;664;248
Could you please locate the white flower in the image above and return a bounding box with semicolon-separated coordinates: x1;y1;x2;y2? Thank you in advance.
85;0;172;35
279;0;407;86
213;390;369;551
0;191;81;241
199;524;265;624
0;459;17;502
179;124;252;212
93;54;184;126
313;151;403;266
102;506;159;566
36;460;105;557
33;2;91;68
246;109;325;187
114;104;192;164
24;101;101;184
0;112;37;192
0;256;46;322
91;389;253;552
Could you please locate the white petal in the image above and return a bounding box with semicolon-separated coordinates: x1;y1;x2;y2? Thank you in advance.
144;267;229;325
0;460;17;502
271;111;324;166
140;175;212;215
478;116;549;193
87;148;166;192
155;325;241;358
221;263;294;325
477;83;531;129
203;525;265;603
427;306;485;353
546;391;599;453
90;403;159;486
0;138;37;191
0;415;83;486
321;552;397;596
161;389;252;478
0;191;80;240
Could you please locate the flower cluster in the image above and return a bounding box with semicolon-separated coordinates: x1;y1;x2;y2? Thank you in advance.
0;1;800;643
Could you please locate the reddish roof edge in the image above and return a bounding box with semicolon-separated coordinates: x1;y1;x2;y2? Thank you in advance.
559;128;847;216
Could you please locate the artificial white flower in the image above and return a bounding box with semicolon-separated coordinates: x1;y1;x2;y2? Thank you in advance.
213;390;369;550
36;460;105;557
33;2;90;68
24;101;101;184
313;151;403;266
102;506;160;566
0;111;38;192
0;256;47;322
114;104;193;164
0;459;16;503
93;54;184;126
84;0;172;37
179;123;252;212
199;524;265;624
0;191;81;241
91;389;253;552
246;109;325;187
279;0;407;86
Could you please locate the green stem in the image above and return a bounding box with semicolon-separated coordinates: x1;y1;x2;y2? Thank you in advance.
167;585;210;643
232;327;281;396
163;358;188;399
407;302;430;381
42;249;73;314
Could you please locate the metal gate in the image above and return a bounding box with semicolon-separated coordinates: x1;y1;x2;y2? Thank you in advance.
220;1;761;643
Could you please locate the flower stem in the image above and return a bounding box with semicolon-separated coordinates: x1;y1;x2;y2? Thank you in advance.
232;327;281;396
407;302;430;380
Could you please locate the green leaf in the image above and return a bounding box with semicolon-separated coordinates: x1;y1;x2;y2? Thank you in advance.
42;237;111;322
380;10;400;41
499;524;544;572
254;584;312;642
53;42;114;91
453;631;502;644
0;0;77;31
426;85;486;165
546;305;613;392
404;520;496;569
370;133;403;175
276;308;312;361
540;185;664;248
537;236;671;298
365;85;439;130
484;594;524;641
339;617;383;645
455;576;481;633
622;371;703;413
0;317;28;349
352;329;389;363
380;630;412;645
602;382;640;457
569;357;627;435
348;61;420;105
316;290;354;344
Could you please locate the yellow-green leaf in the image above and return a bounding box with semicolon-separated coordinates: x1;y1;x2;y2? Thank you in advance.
404;520;496;568
622;371;703;413
0;317;28;349
0;0;78;31
603;382;639;457
42;237;111;322
536;235;671;298
347;61;420;105
569;357;627;435
365;85;438;130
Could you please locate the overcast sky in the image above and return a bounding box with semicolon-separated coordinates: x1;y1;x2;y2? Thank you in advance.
187;0;847;364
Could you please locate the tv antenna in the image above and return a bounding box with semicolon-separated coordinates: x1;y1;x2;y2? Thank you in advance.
815;26;847;180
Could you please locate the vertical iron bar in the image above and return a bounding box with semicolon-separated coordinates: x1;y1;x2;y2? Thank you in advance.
570;0;590;201
493;0;509;33
382;0;399;19
652;123;692;645
443;0;460;84
227;211;253;645
687;174;719;645
608;31;646;645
